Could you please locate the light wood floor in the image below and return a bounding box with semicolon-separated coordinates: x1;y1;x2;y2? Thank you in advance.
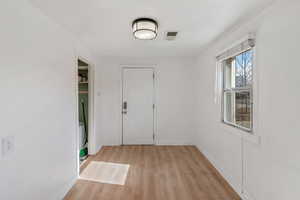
64;146;241;200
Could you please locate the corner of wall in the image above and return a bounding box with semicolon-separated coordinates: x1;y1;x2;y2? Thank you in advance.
194;144;242;197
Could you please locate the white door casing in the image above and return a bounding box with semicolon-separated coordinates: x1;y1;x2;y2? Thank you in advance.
122;68;155;145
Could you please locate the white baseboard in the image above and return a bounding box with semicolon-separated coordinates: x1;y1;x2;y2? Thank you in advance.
241;190;256;200
90;145;102;155
102;141;193;146
54;176;77;200
156;139;193;146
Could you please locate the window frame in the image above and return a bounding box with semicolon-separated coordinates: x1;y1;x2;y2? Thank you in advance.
221;48;254;133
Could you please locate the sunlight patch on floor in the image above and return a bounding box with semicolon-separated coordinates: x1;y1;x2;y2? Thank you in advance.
79;161;130;185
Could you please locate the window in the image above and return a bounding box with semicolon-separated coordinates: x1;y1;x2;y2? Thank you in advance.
222;49;253;132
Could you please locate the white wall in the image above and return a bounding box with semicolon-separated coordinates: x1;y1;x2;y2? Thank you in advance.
194;0;300;199
0;1;95;199
94;57;197;147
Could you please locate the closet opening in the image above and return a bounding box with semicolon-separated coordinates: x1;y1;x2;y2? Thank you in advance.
77;59;90;164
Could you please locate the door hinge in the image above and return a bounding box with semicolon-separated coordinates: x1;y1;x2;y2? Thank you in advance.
153;73;155;79
153;104;155;109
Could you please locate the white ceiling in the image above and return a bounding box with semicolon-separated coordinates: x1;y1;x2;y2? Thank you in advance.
29;0;273;57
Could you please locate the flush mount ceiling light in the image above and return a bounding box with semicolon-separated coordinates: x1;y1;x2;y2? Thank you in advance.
132;18;158;40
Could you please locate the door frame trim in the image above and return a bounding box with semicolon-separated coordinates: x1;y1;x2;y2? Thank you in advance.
120;66;157;145
75;56;96;176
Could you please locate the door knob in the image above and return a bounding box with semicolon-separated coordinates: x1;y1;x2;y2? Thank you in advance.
123;101;127;109
122;101;127;114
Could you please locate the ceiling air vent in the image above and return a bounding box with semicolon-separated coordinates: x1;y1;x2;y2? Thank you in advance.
166;31;178;41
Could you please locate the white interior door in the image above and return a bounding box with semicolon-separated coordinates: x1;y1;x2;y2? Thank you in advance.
122;68;154;145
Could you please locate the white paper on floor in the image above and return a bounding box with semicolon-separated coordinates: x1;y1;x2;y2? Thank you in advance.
79;161;130;185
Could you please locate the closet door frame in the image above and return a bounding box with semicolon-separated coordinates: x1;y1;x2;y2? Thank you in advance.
75;56;96;176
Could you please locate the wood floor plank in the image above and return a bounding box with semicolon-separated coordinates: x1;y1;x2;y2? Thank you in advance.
64;146;241;200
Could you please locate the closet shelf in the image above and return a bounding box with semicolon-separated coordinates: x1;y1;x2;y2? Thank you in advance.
79;91;88;94
79;82;88;84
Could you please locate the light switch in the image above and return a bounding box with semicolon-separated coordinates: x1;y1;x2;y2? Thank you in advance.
1;136;14;158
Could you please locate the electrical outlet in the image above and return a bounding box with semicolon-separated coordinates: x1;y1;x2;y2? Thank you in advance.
1;136;14;158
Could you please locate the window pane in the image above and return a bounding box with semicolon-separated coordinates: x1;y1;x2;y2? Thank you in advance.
222;49;253;132
223;50;253;89
235;50;253;88
235;91;252;129
223;91;252;130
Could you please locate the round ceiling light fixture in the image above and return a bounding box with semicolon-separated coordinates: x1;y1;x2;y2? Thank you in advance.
132;18;158;40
